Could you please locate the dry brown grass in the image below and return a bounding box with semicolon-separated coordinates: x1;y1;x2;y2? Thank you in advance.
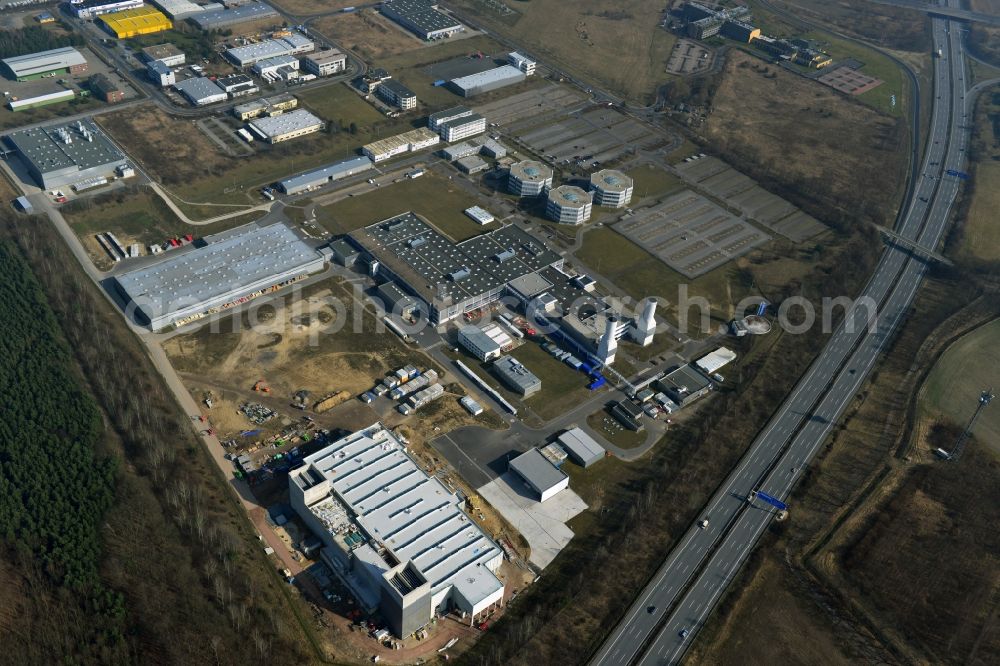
705;50;907;226
312;9;425;61
451;0;676;103
769;0;930;51
268;0;358;15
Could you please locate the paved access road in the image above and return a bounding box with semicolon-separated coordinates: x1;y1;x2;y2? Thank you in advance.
592;8;974;665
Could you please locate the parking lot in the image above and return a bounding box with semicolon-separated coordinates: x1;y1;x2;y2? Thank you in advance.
473;84;584;127
666;38;714;76
677;156;827;242
615;190;771;278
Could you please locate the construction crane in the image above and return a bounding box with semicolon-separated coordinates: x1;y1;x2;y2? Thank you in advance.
950;387;994;460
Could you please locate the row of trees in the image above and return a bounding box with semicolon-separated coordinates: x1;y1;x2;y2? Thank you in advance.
0;26;84;60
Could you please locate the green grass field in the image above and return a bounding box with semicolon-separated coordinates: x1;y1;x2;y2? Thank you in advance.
803;31;907;116
319;172;486;239
63;188;258;248
961;84;1000;261
626;164;684;202
586;408;647;449
574;226;745;334
919;318;1000;454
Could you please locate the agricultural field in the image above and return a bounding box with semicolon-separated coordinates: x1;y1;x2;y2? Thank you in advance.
451;0;677;104
918;318;1000;455
97;90;408;207
958;85;1000;262
318;171;487;239
704;50;907;227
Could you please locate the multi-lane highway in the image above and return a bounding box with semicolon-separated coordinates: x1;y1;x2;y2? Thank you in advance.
592;8;973;666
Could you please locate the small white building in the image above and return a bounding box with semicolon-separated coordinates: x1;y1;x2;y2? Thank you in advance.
146;60;174;87
464;206;494;225
507;51;536;75
458;322;511;361
302;50;346;76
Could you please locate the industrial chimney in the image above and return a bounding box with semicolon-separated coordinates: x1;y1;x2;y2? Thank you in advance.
597;315;619;365
631;299;657;347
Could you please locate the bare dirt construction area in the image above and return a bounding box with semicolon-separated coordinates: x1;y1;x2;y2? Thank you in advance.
312;9;424;61
452;0;676;103
704;50;907;227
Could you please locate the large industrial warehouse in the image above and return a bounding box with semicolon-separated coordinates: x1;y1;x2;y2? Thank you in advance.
449;65;525;97
3;119;127;189
349;212;563;325
289;424;505;638
1;47;88;82
113;224;325;330
98;6;173;39
246;109;323;143
191;2;278;30
277;155;373;195
380;0;464;40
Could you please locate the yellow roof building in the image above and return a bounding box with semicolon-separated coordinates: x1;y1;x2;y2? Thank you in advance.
99;7;172;39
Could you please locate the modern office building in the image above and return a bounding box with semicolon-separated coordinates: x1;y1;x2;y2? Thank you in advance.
3;119;127;188
289;424;504;638
70;0;143;19
362;127;439;163
437;113;486;142
1;47;88;81
507;160;552;196
508;448;568;501
141;43;186;66
376;78;417;110
493;355;541;397
113;224;325;330
225;34;314;67
348;212;563;325
99;7;173;39
302;50;346;76
589;169;633;208
546;185;593;225
191;2;279;30
246;109;324;143
173;76;227;106
276;156;374;195
506;51;536;75
448;65;524;97
146;60;175;87
458;322;512;362
380;0;464;40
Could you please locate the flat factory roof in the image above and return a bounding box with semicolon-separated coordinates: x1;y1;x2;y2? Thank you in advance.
174;76;225;102
509;448;567;493
248;108;323;138
350;212;560;308
382;0;462;33
149;0;205;18
493;355;541;393
2;47;87;78
278;155;373;192
115;224;322;325
299;425;503;605
450;65;524;90
557;427;605;464
142;42;185;61
4;119;124;175
192;2;278;28
363;127;438;156
695;347;736;374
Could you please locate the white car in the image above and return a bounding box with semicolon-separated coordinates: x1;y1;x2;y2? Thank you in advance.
698;519;709;529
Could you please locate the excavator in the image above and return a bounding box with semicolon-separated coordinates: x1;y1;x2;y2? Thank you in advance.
252;379;271;393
